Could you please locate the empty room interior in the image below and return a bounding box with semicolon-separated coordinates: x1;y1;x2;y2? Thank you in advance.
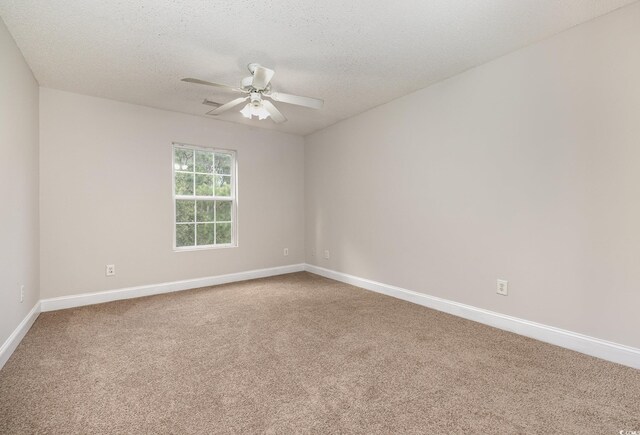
1;1;640;433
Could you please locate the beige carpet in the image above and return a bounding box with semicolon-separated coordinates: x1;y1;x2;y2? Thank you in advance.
1;272;638;434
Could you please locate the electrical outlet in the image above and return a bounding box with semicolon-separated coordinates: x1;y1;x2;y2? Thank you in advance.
106;264;116;276
497;279;508;296
283;248;289;256
20;284;24;303
324;250;330;260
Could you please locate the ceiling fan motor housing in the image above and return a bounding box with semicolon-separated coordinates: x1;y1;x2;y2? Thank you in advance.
241;76;253;90
242;76;271;93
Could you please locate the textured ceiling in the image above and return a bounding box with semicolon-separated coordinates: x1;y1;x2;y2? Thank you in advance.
0;0;636;136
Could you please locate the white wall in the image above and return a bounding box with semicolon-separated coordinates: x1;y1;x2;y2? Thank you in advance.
0;18;39;345
40;88;304;299
305;3;640;348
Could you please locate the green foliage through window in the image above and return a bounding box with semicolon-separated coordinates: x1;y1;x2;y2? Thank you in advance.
173;144;235;248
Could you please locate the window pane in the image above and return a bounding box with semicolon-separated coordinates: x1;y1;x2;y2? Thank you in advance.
215;175;231;196
196;201;215;222
195;174;214;196
215;153;232;175
175;173;194;195
195;151;214;173
216;223;231;244
197;223;215;245
176;224;195;247
176;200;195;223
174;148;194;172
173;145;235;248
216;201;231;222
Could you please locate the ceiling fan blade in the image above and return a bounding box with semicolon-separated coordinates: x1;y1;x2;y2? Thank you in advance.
268;92;323;109
251;66;275;90
207;97;249;116
181;78;245;93
261;100;287;124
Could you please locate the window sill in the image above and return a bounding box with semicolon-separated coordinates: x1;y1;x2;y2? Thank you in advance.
173;244;238;252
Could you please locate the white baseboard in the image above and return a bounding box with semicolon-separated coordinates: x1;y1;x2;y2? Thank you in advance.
0;302;41;370
7;263;638;372
40;263;305;312
304;264;640;370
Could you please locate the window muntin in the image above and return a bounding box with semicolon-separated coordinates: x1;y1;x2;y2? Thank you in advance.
173;144;236;250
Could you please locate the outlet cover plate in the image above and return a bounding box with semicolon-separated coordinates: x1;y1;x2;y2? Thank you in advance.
106;264;116;276
497;279;508;296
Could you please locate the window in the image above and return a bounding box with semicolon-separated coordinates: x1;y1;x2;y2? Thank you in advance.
173;143;237;250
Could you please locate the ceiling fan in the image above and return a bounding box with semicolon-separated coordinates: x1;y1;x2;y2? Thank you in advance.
182;63;324;124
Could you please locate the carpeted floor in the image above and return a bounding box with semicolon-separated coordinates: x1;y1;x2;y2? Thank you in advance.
1;272;638;434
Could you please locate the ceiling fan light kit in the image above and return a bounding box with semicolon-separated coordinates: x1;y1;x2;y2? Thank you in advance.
182;63;324;124
240;93;270;120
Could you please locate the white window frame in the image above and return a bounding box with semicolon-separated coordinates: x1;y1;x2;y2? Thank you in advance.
172;142;238;251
